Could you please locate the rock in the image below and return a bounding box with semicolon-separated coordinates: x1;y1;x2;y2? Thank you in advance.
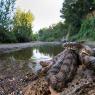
40;60;52;67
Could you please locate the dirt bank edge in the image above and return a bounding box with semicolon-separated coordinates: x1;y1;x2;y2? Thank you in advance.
0;41;62;54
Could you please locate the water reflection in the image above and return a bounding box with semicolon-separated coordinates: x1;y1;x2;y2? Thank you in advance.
0;45;63;72
31;49;52;61
36;45;63;57
0;48;33;60
0;45;63;61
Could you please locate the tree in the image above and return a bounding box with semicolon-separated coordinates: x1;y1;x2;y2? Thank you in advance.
77;17;95;41
38;22;67;41
0;0;16;29
13;9;34;42
0;0;16;43
60;0;95;37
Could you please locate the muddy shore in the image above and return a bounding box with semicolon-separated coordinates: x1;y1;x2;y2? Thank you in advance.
0;41;61;54
0;41;95;54
0;59;39;95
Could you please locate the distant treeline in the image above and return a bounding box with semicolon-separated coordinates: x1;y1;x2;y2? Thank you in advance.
38;0;95;41
37;22;67;41
0;0;35;43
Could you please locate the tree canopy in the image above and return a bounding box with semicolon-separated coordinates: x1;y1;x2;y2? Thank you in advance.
0;0;16;29
38;0;95;41
0;0;16;43
38;22;67;41
0;0;35;43
60;0;95;38
13;9;34;42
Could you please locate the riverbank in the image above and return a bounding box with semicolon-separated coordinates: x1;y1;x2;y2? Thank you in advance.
0;41;61;54
85;41;95;47
0;60;39;95
0;41;95;95
0;41;95;54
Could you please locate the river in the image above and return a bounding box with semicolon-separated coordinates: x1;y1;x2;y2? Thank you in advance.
0;44;63;73
0;44;64;94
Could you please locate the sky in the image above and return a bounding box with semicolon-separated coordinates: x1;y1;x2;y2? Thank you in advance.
16;0;63;32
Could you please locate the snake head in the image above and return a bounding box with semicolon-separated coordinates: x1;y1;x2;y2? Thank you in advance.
79;45;93;56
63;41;84;51
63;41;93;56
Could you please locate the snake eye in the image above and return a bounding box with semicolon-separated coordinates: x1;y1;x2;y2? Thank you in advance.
80;47;93;56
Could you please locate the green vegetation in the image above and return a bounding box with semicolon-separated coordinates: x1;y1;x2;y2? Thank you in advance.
61;0;95;40
13;9;34;42
38;0;95;41
32;33;38;41
76;17;95;41
0;0;16;43
38;22;68;41
0;0;35;43
0;0;95;43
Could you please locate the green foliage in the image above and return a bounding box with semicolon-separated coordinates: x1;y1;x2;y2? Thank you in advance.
38;22;67;41
0;1;36;43
76;17;95;41
0;0;16;43
32;33;38;41
13;9;34;42
0;26;17;43
0;0;16;29
60;0;95;38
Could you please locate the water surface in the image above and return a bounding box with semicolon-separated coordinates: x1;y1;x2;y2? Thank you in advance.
0;45;63;72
